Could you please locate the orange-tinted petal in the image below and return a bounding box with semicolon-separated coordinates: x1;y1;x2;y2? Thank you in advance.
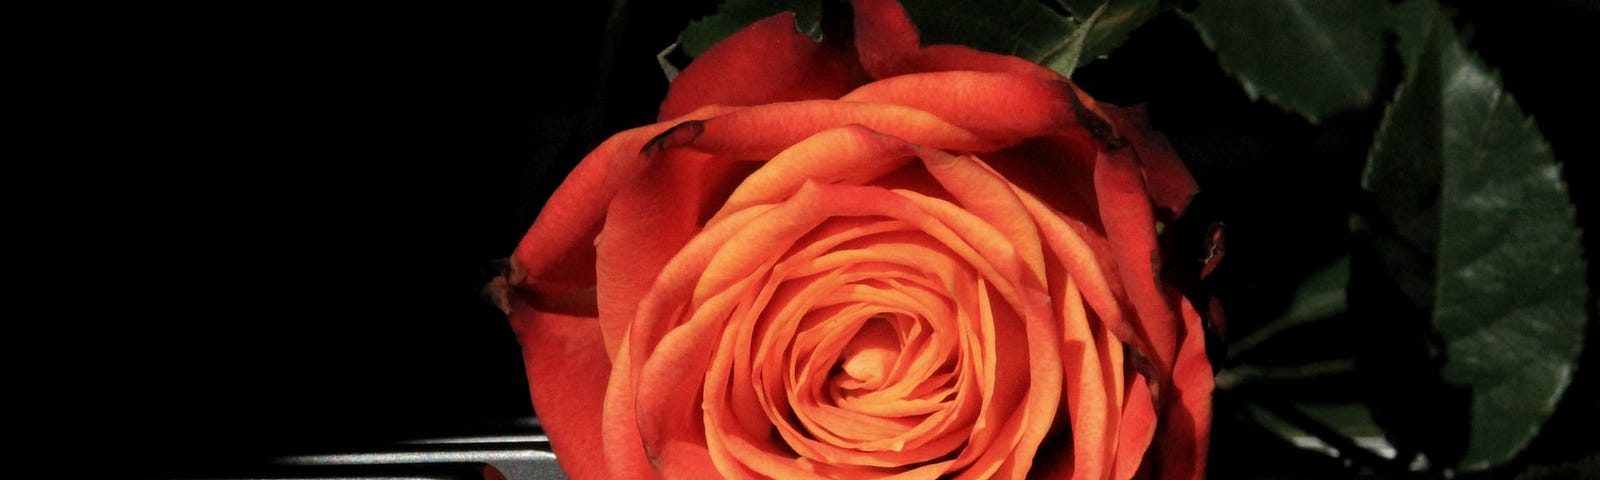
506;125;654;315
677;100;999;159
598;331;655;479
509;105;734;320
984;134;1105;237
1157;294;1214;480
842;71;1077;147
714;124;918;223
1093;146;1179;375
658;12;855;121
637;266;764;479
913;147;1046;284
889;191;1062;480
1054;273;1119;480
1114;374;1158;480
1016;190;1123;338
625;204;779;478
505;298;615;480
1105;104;1198;219
596;144;754;360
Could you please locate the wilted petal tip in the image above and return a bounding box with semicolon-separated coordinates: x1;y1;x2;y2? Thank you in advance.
643;120;708;155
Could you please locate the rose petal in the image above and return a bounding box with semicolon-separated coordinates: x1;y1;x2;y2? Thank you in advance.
1105;104;1199;219
659;12;856;121
505;298;617;480
984;134;1105;237
1114;373;1158;480
1057;273;1120;480
1156;294;1214;480
674;100;1000;160
506;125;655;315
598;330;655;478
758;227;977;467
982;286;1064;480
633;181;1076;478
891;190;1063;479
596;144;756;360
912;146;1047;284
509;105;734;318
1015;189;1123;339
714;124;919;224
842;71;1077;145
634;204;790;476
1093;146;1180;375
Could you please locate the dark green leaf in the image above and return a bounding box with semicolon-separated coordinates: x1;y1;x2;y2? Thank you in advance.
1184;0;1385;122
909;0;1180;74
1055;0;1104;17
904;0;1076;62
1356;0;1588;470
1226;256;1349;360
1385;0;1433;68
1297;403;1384;441
1217;360;1359;403
1247;401;1386;452
1245;400;1399;475
1053;0;1178;68
1039;1;1105;77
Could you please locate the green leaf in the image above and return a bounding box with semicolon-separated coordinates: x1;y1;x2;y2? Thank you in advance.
1226;256;1349;360
1039;1;1105;77
1054;0;1178;68
1356;0;1588;470
1244;399;1397;473
1184;0;1385;122
902;0;1076;62
905;0;1179;74
1248;401;1386;450
1055;0;1104;16
1297;403;1384;441
1217;360;1359;402
678;0;1174;75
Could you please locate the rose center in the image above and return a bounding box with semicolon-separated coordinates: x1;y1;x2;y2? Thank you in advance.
835;315;901;391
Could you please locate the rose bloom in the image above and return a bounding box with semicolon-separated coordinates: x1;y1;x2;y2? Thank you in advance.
495;0;1214;478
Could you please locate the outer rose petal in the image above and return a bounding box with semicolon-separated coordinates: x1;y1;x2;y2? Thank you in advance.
714;124;918;222
506;107;733;478
840;71;1078;145
1116;375;1159;480
673;100;999;158
658;12;856;121
1094;145;1180;375
503;295;616;480
509;105;734;319
506;123;657;315
1104;104;1199;219
1157;293;1214;480
596;143;751;361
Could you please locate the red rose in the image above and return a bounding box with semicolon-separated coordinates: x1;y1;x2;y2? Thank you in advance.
497;0;1213;478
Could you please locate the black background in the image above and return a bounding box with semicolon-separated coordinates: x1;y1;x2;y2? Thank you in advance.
14;1;1596;478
